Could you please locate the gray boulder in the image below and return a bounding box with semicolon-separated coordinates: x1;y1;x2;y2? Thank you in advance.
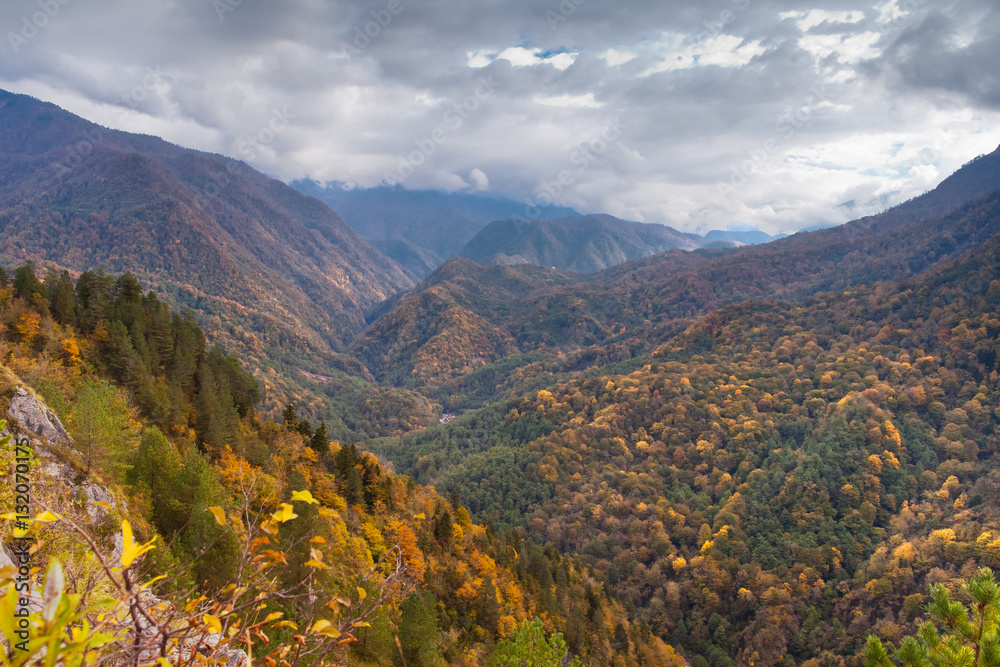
6;388;72;445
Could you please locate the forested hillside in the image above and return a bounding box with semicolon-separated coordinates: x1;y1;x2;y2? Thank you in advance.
0;89;417;424
353;151;1000;412
0;262;683;666
373;234;1000;665
291;181;579;278
460;215;718;274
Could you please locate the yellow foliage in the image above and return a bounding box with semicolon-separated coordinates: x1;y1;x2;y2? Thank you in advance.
470;550;497;578
882;450;900;470
455;580;478;604
884;421;902;449
390;521;425;580
672;556;687;573
893;541;915;564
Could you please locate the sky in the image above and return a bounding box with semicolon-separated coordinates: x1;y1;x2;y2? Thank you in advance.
1;0;998;235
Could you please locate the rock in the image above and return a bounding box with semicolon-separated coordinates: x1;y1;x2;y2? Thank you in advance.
82;484;117;522
6;388;72;446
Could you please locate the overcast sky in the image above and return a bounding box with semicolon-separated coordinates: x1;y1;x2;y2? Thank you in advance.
2;0;998;234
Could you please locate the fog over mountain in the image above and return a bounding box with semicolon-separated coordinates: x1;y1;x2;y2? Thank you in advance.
1;0;997;235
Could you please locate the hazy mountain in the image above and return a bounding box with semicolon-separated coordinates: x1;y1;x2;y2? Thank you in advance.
291;180;578;277
355;144;1000;400
460;214;719;273
0;89;413;370
704;229;787;245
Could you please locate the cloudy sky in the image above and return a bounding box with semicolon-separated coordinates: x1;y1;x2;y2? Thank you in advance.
1;0;998;234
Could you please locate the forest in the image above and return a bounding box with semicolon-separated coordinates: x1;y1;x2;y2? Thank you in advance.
0;261;682;666
371;238;1000;665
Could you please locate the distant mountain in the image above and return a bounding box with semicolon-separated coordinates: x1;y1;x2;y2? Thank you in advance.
0;89;414;410
290;181;578;277
355;144;1000;402
704;229;787;245
460;214;720;273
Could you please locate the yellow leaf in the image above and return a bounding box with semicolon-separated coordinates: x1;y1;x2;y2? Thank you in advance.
208;507;226;526
310;620;332;633
120;520;156;569
274;621;298;630
304;560;330;569
310;536;327;544
35;511;61;523
351;621;371;628
264;612;284;623
203;614;222;634
93;501;111;509
272;503;298;523
356;587;367;601
186;596;208;613
41;560;64;623
318;507;339;518
290;490;319;505
413;513;426;520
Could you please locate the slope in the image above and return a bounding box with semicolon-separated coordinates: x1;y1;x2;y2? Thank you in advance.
0;89;416;418
292;180;579;277
460;214;716;273
372;231;1000;664
355;145;1000;407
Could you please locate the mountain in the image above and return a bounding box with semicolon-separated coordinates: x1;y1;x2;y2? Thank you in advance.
354;144;1000;406
460;214;720;273
365;148;1000;665
0;89;416;416
704;229;787;245
291;180;579;277
373;231;1000;665
0;266;681;667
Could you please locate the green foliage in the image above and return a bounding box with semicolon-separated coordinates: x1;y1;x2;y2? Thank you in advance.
398;591;442;666
866;568;1000;667
68;378;140;482
491;618;581;667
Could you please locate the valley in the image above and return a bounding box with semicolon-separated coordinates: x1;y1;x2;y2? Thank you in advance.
1;88;1000;667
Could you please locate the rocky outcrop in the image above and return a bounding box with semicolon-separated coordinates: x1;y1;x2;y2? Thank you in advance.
6;388;72;445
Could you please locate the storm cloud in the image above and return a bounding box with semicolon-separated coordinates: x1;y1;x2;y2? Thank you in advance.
1;0;998;234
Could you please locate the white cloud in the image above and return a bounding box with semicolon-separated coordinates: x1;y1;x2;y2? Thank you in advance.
642;34;767;75
469;168;490;191
798;31;882;64
533;93;604;108
601;48;638;67
468;47;578;70
779;9;866;32
1;0;998;238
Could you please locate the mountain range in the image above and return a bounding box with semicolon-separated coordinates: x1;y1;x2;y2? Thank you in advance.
4;85;1000;666
459;214;731;273
291;180;580;277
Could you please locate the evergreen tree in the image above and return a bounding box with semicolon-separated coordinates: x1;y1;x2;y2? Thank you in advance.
397;592;440;666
